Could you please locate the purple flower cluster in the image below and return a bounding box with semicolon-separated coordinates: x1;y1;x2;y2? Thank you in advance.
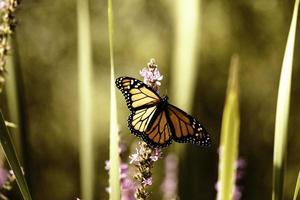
139;58;163;92
105;144;135;200
130;142;163;199
160;154;178;200
120;163;135;200
233;159;246;199
129;147;162;165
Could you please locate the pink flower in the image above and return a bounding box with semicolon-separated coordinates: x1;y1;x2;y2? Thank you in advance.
105;143;136;200
0;1;7;10
120;164;129;179
121;178;135;200
140;68;163;84
150;148;163;161
143;177;153;186
215;157;246;200
160;154;178;200
129;149;140;164
139;59;163;90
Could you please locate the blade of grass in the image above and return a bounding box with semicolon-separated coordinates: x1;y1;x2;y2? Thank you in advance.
5;41;22;159
0;112;32;200
7;36;32;185
217;55;240;200
170;0;200;113
77;0;94;199
272;1;299;200
108;0;121;199
170;0;201;156
293;171;300;200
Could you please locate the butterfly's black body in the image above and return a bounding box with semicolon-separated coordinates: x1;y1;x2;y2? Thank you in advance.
154;96;168;112
145;96;169;132
116;76;211;148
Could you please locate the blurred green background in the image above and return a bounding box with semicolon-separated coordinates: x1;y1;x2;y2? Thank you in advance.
0;0;299;199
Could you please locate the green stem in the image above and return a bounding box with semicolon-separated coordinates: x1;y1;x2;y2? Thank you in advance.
108;0;121;199
272;1;299;199
77;0;94;199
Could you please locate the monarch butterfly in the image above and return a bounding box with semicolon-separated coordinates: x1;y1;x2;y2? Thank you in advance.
115;76;211;148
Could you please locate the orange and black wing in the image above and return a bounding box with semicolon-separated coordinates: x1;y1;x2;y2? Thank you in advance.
128;108;173;148
115;77;161;111
167;104;211;146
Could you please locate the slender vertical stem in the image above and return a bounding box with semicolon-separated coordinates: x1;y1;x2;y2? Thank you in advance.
5;39;23;161
217;55;240;200
170;0;201;157
108;0;121;199
272;1;299;199
293;171;300;200
0;112;32;200
5;42;21;159
170;0;200;112
77;0;94;199
10;35;31;189
5;37;33;189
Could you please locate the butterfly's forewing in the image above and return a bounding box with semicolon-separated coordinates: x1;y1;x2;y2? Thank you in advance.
167;104;211;146
115;77;161;111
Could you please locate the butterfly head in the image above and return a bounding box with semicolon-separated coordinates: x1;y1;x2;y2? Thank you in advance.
162;95;169;102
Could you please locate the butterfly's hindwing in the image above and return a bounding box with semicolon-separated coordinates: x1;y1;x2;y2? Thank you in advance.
128;106;172;148
143;109;172;148
128;106;157;136
115;77;161;111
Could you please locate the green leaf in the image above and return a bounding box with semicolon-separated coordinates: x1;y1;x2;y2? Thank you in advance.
170;0;201;157
0;112;32;200
170;0;200;112
293;171;300;200
272;1;299;200
108;0;121;199
77;0;94;198
217;55;240;200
